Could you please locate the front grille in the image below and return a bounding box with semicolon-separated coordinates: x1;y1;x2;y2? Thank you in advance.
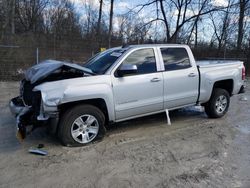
22;80;34;106
32;91;42;116
21;80;41;109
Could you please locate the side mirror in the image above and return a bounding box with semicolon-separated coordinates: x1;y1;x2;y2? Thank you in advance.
117;64;137;77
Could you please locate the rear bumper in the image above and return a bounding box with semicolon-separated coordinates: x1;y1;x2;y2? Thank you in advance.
238;85;246;94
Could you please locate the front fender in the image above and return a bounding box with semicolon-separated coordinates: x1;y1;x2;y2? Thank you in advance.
40;83;115;122
62;84;115;121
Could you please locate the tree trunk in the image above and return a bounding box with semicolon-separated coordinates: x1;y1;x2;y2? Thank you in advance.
159;0;170;41
10;0;15;35
97;0;103;50
86;5;91;35
194;20;198;48
237;0;246;51
108;0;114;48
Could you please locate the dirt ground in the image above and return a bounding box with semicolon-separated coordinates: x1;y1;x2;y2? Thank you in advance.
0;80;249;188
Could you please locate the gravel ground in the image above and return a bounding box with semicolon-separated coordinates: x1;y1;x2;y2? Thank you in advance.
0;80;249;188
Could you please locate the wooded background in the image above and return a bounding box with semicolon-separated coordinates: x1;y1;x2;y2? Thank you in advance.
0;0;249;80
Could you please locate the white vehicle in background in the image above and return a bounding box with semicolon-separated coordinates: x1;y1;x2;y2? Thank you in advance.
10;44;246;146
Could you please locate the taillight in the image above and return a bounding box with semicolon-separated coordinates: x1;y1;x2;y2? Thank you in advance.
242;65;246;80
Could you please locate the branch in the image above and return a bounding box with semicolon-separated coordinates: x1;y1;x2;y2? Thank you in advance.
138;18;165;30
134;0;158;13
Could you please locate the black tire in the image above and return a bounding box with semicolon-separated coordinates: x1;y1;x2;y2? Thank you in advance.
58;104;106;146
205;88;230;118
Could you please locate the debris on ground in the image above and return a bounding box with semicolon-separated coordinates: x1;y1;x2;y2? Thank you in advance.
28;148;48;156
37;144;44;149
239;95;248;101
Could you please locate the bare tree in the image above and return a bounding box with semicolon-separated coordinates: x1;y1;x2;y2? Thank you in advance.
10;0;15;34
158;0;170;40
137;0;224;43
187;0;201;47
209;1;232;54
117;10;153;44
116;14;126;42
0;0;16;39
97;0;103;49
108;0;114;48
237;0;249;51
15;0;49;33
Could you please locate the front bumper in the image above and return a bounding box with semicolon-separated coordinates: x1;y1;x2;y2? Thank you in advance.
9;96;59;139
9;97;31;139
9;97;26;115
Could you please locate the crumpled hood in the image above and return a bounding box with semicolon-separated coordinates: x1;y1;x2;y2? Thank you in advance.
25;59;93;84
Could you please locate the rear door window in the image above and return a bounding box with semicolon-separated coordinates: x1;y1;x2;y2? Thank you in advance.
160;48;191;71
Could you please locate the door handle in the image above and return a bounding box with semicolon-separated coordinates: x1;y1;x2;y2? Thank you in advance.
151;78;161;82
188;73;196;77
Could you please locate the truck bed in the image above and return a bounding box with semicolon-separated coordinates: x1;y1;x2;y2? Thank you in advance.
197;60;244;104
197;60;243;67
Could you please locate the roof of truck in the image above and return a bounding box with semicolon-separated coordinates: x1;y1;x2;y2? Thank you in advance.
122;44;189;48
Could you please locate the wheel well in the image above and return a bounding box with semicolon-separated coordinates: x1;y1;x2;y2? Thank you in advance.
58;98;109;124
213;79;233;96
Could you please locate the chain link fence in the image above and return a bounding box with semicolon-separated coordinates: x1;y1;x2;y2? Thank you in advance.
0;44;249;81
0;45;93;81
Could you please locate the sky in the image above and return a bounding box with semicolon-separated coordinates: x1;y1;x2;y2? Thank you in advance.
70;0;230;13
68;0;249;44
69;0;155;35
70;0;137;14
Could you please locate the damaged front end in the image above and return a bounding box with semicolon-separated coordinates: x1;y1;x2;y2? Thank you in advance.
10;97;30;139
9;60;92;139
10;85;49;139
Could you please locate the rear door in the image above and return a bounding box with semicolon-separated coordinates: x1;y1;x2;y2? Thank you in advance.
159;47;199;109
111;48;164;120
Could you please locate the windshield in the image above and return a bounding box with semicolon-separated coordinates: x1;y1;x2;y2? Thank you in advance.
83;48;127;74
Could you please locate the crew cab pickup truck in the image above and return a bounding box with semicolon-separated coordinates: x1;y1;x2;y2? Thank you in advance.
9;44;246;146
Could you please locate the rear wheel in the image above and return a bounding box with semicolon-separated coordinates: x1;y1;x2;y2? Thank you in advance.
205;88;230;118
58;104;106;146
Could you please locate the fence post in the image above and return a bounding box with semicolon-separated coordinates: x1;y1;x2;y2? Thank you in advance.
36;47;39;64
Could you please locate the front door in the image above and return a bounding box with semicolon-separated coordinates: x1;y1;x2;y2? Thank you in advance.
112;48;164;120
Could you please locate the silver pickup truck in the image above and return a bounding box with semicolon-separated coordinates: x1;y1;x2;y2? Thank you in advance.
9;44;246;146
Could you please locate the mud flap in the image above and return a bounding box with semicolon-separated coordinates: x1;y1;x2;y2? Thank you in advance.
238;85;246;94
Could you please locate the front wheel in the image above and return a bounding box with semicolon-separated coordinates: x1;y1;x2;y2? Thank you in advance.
58;104;106;146
204;88;230;118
